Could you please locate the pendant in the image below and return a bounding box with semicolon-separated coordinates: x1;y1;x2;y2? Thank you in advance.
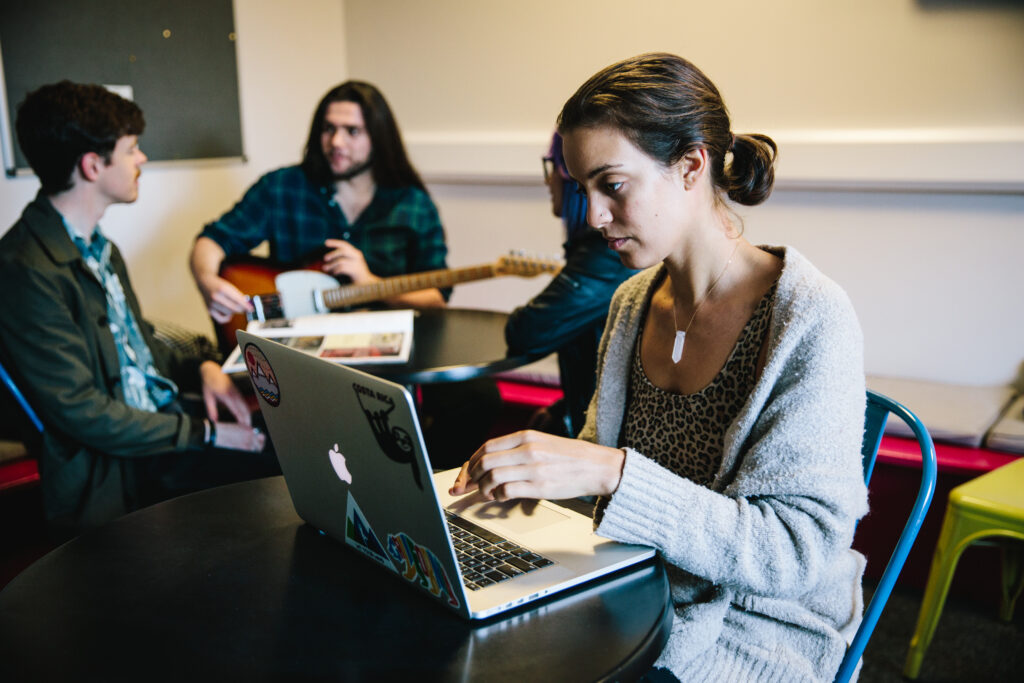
671;330;685;364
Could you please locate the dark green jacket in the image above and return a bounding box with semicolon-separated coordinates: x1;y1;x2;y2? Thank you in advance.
0;194;203;530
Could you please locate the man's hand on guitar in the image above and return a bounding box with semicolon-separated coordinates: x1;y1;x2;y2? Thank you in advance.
190;236;254;324
322;239;377;283
199;273;253;324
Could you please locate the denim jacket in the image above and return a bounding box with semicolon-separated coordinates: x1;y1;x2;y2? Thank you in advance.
505;228;636;435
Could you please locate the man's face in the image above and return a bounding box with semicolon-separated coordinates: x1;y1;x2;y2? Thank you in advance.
97;135;146;204
320;101;372;178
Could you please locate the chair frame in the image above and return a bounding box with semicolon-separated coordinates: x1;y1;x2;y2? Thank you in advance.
833;390;937;683
0;358;43;435
0;357;44;493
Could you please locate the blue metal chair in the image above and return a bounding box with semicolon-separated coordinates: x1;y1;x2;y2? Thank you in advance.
833;390;937;682
0;357;44;435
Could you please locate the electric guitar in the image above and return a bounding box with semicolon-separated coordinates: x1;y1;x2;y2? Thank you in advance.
214;252;562;349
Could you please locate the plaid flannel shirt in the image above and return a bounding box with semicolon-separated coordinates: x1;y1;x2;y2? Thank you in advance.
199;166;449;291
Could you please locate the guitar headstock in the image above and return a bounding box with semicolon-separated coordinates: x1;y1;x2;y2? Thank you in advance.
494;251;564;277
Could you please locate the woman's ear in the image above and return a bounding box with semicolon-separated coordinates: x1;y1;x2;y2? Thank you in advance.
676;148;709;190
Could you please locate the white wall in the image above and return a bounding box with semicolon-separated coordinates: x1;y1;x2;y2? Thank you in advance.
344;0;1024;386
345;0;1024;133
2;1;1022;386
0;0;349;335
437;185;1024;387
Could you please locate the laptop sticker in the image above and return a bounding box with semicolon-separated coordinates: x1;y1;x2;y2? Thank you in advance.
352;382;423;490
387;532;461;609
345;493;396;571
243;343;280;407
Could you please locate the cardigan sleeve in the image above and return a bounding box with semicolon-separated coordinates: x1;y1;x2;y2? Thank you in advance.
595;278;868;600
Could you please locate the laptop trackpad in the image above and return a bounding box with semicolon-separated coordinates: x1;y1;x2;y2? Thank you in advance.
457;498;571;535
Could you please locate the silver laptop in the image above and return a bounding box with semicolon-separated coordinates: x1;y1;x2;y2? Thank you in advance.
237;330;654;619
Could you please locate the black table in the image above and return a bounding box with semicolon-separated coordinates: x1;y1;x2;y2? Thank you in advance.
0;477;671;682
328;307;542;385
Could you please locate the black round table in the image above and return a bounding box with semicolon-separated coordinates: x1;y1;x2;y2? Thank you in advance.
0;477;671;682
336;307;543;385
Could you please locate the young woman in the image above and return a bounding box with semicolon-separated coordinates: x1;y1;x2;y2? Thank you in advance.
452;53;868;682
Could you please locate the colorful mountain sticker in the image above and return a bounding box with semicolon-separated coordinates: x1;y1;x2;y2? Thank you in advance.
345;493;395;571
243;343;280;407
386;531;461;609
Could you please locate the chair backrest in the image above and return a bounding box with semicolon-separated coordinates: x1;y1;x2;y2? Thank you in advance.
0;356;44;435
833;390;937;683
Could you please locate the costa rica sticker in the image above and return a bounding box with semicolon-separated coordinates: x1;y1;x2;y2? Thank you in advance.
243;343;280;406
352;381;423;490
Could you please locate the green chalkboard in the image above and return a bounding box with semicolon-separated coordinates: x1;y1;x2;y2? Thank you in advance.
1;0;243;174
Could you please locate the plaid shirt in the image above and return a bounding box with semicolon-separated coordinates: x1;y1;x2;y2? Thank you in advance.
200;166;448;287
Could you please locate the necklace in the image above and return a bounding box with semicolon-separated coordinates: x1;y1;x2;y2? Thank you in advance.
670;240;741;364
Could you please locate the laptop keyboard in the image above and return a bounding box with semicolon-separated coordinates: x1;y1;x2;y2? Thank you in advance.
445;511;554;591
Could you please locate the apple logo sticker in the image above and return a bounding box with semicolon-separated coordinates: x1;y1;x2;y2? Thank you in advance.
329;443;352;484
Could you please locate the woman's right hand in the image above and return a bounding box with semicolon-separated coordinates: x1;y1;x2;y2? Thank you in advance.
449;430;625;502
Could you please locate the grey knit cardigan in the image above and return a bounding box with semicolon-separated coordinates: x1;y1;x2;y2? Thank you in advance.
580;246;869;682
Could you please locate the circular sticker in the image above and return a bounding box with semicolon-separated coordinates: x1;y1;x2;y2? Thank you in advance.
243;343;280;407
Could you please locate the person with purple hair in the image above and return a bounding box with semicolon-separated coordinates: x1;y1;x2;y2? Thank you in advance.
504;133;636;437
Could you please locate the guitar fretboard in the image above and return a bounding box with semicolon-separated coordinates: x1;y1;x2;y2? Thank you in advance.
321;264;498;309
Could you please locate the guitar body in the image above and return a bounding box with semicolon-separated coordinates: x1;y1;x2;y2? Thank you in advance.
214;259;329;353
271;270;343;318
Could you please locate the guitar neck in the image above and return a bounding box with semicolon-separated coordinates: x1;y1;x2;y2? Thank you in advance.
320;264;498;310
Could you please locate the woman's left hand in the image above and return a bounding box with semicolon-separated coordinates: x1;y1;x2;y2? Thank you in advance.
449;430;625;502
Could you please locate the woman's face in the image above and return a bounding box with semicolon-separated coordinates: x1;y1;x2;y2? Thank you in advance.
562;126;692;270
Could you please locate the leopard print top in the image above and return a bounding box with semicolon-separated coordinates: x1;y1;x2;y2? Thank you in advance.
622;281;777;487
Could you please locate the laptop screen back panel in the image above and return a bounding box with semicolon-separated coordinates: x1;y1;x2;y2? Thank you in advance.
237;332;470;617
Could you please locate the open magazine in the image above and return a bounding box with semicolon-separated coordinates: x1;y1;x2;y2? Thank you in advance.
222;309;414;373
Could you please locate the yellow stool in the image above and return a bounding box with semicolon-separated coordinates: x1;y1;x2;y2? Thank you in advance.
903;458;1024;679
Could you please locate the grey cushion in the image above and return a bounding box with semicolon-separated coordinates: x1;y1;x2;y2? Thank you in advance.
866;375;1015;448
